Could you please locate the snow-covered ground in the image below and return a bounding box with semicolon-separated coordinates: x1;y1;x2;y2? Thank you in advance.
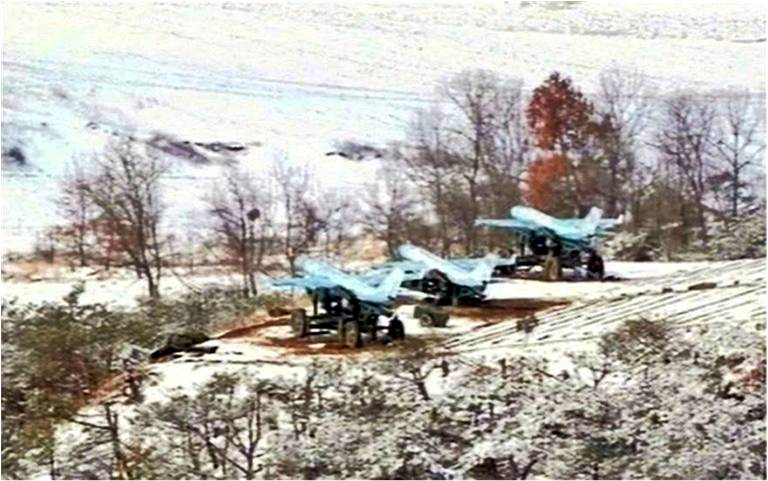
132;258;765;405
445;258;766;358
0;268;235;308
2;2;765;252
39;256;764;480
0;257;709;308
46;257;750;427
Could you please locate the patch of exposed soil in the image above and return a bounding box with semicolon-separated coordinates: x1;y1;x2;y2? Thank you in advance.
215;317;290;339
447;298;567;324
262;334;433;356
214;298;566;356
216;311;435;356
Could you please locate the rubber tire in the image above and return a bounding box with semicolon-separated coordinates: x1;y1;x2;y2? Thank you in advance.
586;254;605;280
291;309;309;337
337;318;346;343
433;312;449;328
419;314;434;327
388;317;405;340
544;256;562;282
344;320;361;348
368;315;379;341
451;291;461;307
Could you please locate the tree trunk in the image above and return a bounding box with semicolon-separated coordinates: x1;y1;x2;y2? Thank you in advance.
144;265;159;299
731;154;740;218
247;272;257;297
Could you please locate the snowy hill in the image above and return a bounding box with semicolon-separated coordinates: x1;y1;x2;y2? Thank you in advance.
2;2;766;251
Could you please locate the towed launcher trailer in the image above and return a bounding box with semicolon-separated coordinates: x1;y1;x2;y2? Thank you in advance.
274;257;407;348
277;254;455;348
508;234;605;281
400;269;487;306
476;205;617;282
289;286;405;349
392;244;499;306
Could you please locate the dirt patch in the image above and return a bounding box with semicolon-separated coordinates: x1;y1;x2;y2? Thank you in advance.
215;312;436;356
261;334;433;356
213;297;566;357
216;317;290;339
447;298;567;323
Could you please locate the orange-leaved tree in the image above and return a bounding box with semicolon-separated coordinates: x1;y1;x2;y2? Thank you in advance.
525;72;599;215
524;153;573;216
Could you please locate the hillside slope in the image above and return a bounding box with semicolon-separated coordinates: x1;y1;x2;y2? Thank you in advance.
2;3;765;251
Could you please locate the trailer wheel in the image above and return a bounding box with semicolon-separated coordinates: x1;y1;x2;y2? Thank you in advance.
419;313;434;327
388;317;405;340
586;252;605;280
291;309;309;337
543;255;562;281
344;320;361;348
433;311;449;328
450;289;461;307
336;318;346;343
366;314;379;341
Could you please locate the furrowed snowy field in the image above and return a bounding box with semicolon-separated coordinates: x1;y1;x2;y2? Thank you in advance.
2;2;766;252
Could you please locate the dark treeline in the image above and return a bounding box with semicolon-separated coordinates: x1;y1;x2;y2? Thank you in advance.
47;68;766;299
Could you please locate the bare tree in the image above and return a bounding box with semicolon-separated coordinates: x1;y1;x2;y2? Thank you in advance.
271;154;323;275
711;91;765;218
655;93;716;244
478;77;529;251
403;71;528;256
81;139;168;298
91;213;122;271
314;190;353;258
67;404;141;479
150;374;275;479
404;108;456;255
207;166;272;297
595;67;654;219
361;160;417;258
59;160;96;267
439;70;526;254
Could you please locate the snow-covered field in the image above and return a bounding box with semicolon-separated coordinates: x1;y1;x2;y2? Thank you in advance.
447;258;766;356
0;257;710;308
2;2;765;252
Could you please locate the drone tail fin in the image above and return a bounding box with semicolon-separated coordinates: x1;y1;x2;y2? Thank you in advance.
469;254;498;284
376;267;405;299
583;207;604;234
